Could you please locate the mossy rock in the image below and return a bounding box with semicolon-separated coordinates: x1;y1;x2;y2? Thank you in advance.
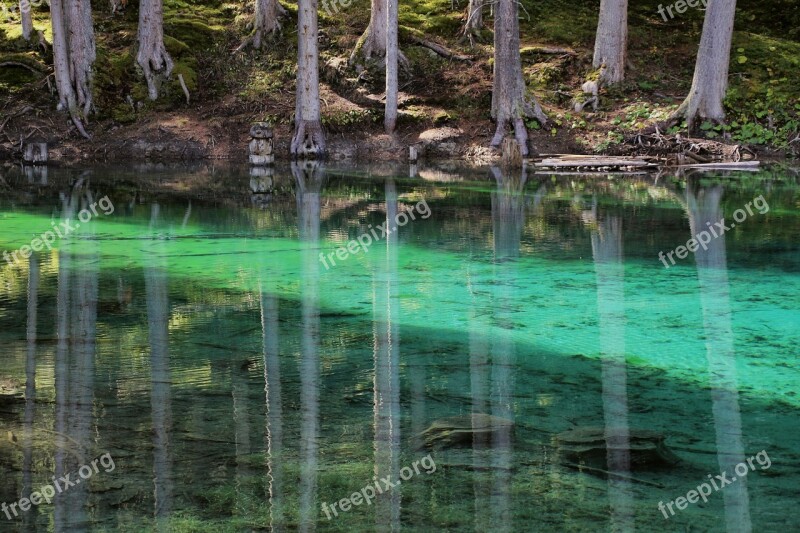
418;414;514;450
555;427;681;471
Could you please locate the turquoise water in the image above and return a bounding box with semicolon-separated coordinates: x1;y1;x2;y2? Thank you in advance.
0;163;798;532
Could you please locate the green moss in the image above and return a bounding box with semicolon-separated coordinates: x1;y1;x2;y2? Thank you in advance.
0;52;45;90
110;103;137;123
165;18;225;50
164;35;192;57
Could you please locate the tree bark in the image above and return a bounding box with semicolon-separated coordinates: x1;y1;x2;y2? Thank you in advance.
592;0;627;84
49;0;93;138
384;0;398;133
137;0;174;100
490;0;546;156
237;0;286;51
673;0;737;128
291;0;326;158
20;0;33;41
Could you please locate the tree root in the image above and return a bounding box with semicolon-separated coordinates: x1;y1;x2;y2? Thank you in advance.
137;0;174;101
291;120;326;159
234;2;286;53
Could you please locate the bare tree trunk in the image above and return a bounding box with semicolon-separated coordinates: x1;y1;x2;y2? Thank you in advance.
673;0;737;128
350;0;387;64
20;0;33;41
237;0;286;51
49;0;93;138
291;0;326;158
490;0;546;156
137;0;174;100
384;0;398;133
460;0;483;45
66;0;95;116
592;0;627;84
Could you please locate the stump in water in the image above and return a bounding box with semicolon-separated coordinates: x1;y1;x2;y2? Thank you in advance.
23;142;48;164
418;414;514;450
500;137;523;169
555;427;681;471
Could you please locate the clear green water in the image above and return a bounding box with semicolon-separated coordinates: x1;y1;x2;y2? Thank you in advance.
0;164;798;532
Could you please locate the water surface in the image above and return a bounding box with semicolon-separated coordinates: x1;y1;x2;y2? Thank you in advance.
0;163;798;532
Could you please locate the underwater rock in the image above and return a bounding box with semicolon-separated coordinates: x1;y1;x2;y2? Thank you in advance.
419;414;514;450
555;427;681;470
0;380;24;405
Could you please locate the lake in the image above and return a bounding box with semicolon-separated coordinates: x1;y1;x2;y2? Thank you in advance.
0;163;798;532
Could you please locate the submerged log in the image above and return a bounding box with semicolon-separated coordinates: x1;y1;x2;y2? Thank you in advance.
418;414;514;450
555;427;681;471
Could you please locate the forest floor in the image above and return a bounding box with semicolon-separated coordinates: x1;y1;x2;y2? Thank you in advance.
0;0;799;163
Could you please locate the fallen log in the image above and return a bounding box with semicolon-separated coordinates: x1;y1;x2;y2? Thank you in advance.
534;155;659;171
408;35;472;61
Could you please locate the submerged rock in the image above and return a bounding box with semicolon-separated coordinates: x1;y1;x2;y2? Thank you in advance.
555;427;681;470
419;414;514;450
0;379;24;405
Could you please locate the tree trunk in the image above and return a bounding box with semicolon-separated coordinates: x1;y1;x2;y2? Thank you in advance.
238;0;286;51
66;0;95;116
460;0;483;45
137;0;174;100
592;0;627;84
49;0;93;138
490;0;546;156
291;0;326;158
384;0;398;133
20;0;33;41
350;0;387;64
674;0;737;128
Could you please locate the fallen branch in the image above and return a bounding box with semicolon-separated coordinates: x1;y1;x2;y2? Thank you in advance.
178;73;191;104
407;35;472;61
520;46;576;56
0;106;33;134
626;131;757;163
562;462;666;488
0;61;45;75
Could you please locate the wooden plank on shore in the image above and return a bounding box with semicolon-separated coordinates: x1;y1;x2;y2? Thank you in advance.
681;161;761;170
532;171;651;176
536;159;657;168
